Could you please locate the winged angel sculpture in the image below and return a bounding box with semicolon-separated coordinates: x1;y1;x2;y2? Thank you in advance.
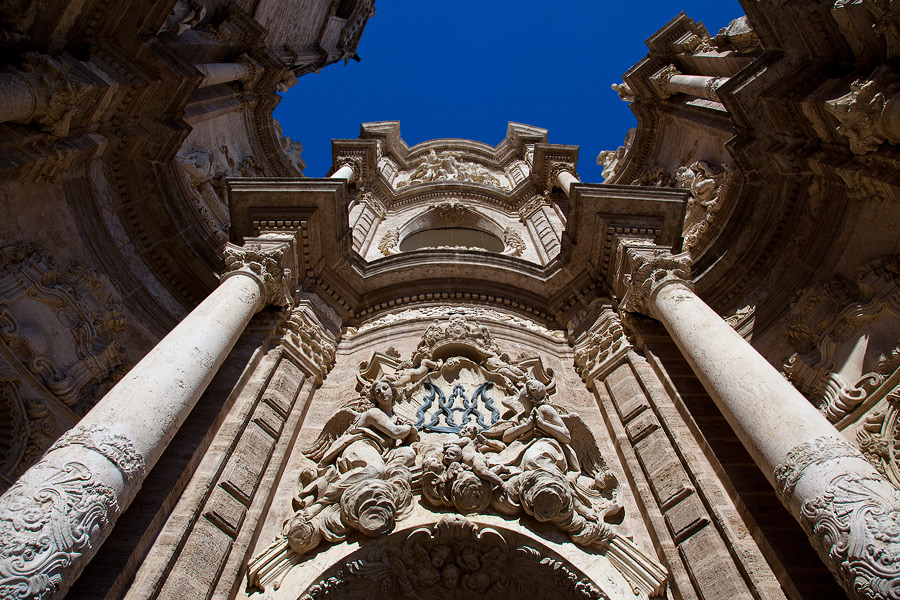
248;316;666;596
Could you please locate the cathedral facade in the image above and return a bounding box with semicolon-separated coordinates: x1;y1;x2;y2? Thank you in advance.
0;1;898;599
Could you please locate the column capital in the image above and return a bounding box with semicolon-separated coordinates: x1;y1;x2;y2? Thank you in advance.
546;159;577;190
335;155;363;182
617;247;693;315
649;64;681;98
223;238;299;308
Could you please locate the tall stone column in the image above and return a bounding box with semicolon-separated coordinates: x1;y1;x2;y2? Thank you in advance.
649;64;728;101
616;247;900;600
0;239;298;600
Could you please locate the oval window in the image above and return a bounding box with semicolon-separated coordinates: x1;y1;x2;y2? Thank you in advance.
399;227;504;252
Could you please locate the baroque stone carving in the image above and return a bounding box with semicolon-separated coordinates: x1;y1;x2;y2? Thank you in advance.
675;160;727;250
395;150;511;190
298;516;608;600
0;425;143;600
0;243;127;414
11;53;94;137
596;128;633;181
574;318;630;378
617;249;693;315
712;16;760;51
222;242;296;307
772;436;900;599
378;227;401;256
249;316;666;596
175;145;266;241
649;64;681;98
274;119;306;175
502;227;526;257
784;256;900;423
825;67;900;155
611;82;634;102
158;0;206;35
0;375;53;480
280;304;338;379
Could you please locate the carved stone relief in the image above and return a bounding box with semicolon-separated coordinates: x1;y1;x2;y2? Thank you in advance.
775;436;900;600
248;315;666;596
784;256;900;424
0;424;144;600
223;241;297;308
174;145;266;241
502;227;526;257
596;130;634;182
674;160;728;250
0;243;127;415
298;516;608;600
0;374;54;481
394;151;512;190
825;66;900;155
377;227;401;256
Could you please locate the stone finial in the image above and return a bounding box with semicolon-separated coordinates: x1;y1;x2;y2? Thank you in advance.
617;248;693;315
649;64;681;98
223;241;298;308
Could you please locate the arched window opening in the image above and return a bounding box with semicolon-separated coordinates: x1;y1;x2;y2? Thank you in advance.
399;227;504;252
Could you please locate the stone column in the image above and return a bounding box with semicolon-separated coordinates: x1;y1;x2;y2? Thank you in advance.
617;247;900;600
0;53;94;136
548;161;579;196
196;55;263;88
331;156;361;181
649;64;728;101
0;239;298;600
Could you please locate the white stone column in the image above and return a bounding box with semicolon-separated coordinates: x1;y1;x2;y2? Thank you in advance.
330;156;361;182
649;64;728;101
196;55;262;88
548;161;579;196
618;247;900;600
0;240;297;600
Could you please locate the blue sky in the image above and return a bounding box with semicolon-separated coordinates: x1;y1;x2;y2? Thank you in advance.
275;1;745;181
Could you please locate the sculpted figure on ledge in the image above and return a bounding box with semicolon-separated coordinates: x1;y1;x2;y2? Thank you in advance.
248;314;666;596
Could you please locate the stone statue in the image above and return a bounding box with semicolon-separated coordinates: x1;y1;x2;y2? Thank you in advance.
282;380;417;555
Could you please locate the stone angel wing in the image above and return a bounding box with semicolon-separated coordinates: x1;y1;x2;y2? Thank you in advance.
302;406;360;463
562;409;623;521
561;410;614;481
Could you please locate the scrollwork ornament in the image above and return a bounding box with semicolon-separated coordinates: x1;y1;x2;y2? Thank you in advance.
335;156;363;182
800;472;900;600
48;424;145;483
0;459;120;600
618;249;692;315
502;227;526;257
222;242;295;307
774;436;861;498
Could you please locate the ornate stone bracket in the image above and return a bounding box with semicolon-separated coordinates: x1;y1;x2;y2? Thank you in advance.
222;239;299;308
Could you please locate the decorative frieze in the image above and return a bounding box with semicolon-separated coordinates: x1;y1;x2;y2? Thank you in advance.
394;150;511;190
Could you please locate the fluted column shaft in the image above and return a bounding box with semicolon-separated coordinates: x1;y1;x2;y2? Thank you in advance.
0;240;296;600
625;250;900;600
